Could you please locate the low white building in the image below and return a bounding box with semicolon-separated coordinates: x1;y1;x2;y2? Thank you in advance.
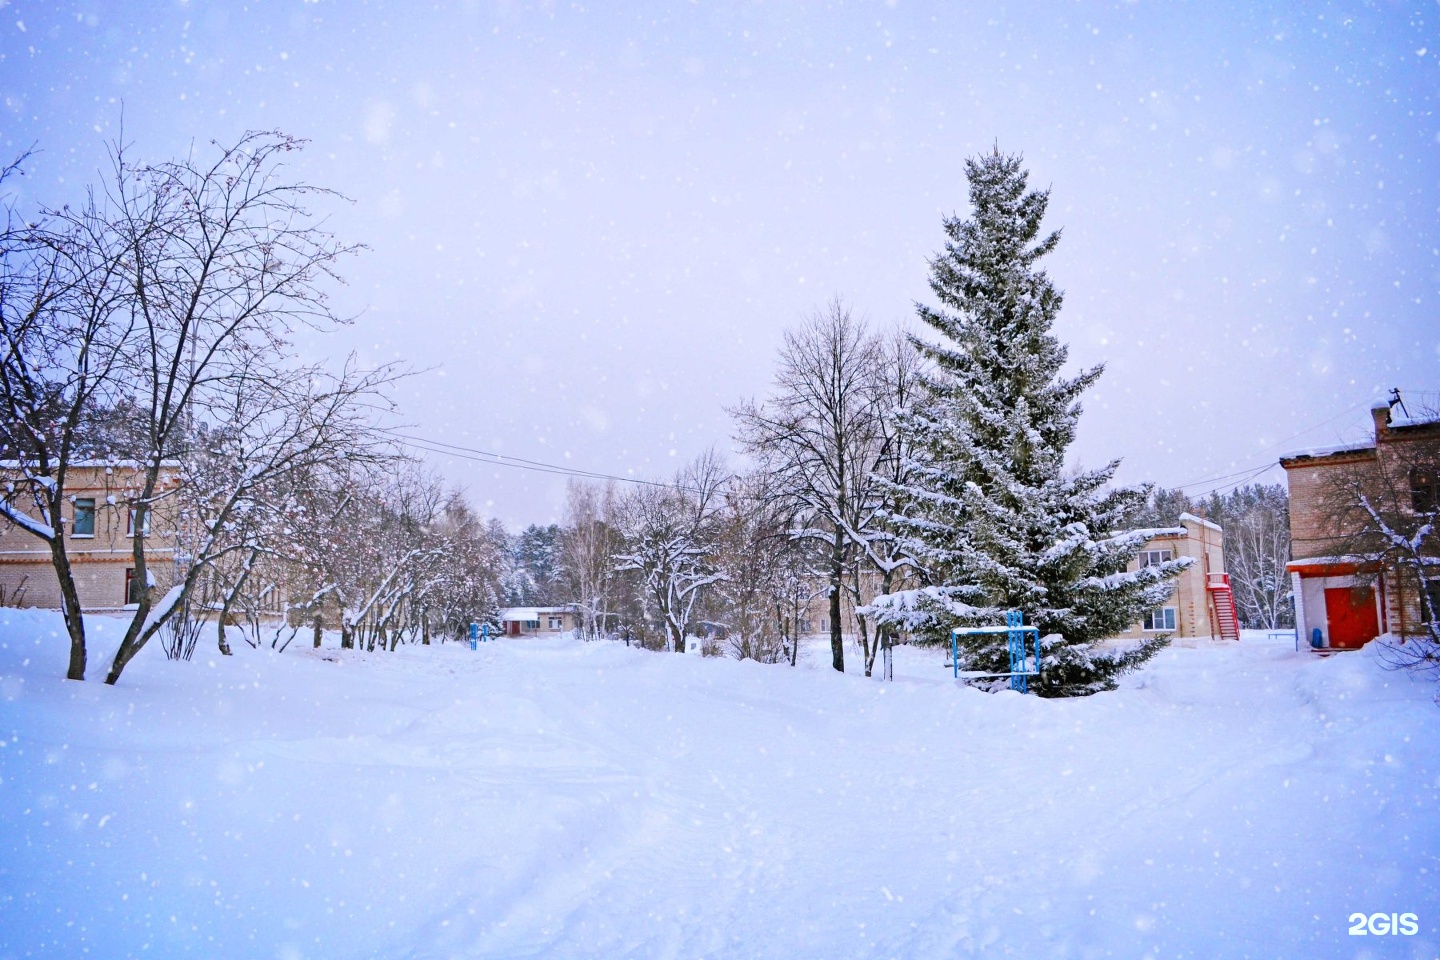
498;606;580;637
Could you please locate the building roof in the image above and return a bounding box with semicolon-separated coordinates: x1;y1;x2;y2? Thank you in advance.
499;606;574;620
1128;526;1187;539
1285;555;1382;574
0;460;183;469
1125;514;1223;541
1278;442;1376;466
1279;405;1439;468
1178;512;1223;532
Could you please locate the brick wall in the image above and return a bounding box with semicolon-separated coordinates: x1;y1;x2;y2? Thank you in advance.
0;464;180;611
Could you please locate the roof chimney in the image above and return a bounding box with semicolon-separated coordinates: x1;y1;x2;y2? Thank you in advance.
1371;400;1392;439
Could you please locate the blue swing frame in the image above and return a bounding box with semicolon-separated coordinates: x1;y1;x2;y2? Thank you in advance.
950;610;1042;693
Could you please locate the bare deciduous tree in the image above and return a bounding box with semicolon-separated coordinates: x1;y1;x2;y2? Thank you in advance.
844;328;922;675
1222;486;1293;630
709;471;796;663
561;479;621;640
614;452;728;652
732;299;890;673
100;132;364;684
0;152;135;679
146;358;402;664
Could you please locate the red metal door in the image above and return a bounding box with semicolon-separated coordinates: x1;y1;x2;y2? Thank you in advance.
1324;586;1379;649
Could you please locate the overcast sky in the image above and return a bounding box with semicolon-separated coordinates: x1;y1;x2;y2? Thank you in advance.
2;1;1437;525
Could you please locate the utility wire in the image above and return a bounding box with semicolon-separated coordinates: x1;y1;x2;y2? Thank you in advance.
1194;463;1278;499
382;430;679;490
389;395;1396;502
1171;399;1373;493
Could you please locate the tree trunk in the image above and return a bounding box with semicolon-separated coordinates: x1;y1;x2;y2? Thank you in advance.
775;604;790;664
790;597;801;667
107;488;162;685
858;613;874;677
313;614;323;648
105;627;146;685
216;555;258;656
106;583;161;685
48;533;88;681
217;586;239;657
862;566;895;678
829;526;845;672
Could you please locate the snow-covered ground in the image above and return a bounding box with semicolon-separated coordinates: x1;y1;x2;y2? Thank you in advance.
1;611;1436;959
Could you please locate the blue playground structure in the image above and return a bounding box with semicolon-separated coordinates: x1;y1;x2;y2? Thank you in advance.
950;610;1042;693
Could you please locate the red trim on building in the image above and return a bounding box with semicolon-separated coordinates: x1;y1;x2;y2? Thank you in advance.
1286;561;1379;578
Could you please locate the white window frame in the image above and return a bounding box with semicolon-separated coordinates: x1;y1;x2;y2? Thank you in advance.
71;497;96;538
127;507;151;537
1142;607;1177;631
1139;548;1173;568
547;616;564;631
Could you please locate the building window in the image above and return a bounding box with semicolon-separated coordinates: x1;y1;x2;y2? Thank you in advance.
1138;549;1173;568
1142;607;1177;631
547;616;564;630
1411;466;1437;514
525;619;540;630
127;507;151;537
72;498;96;537
1423;579;1440;626
124;568;146;605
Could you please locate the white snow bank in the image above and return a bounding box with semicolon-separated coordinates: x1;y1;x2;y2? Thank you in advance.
0;610;1436;958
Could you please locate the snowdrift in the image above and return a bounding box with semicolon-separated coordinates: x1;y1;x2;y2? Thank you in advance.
0;609;1436;958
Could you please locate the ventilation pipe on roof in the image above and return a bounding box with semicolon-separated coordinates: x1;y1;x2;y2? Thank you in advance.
1372;399;1393;439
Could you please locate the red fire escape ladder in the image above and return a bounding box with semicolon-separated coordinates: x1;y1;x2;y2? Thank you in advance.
1206;573;1240;641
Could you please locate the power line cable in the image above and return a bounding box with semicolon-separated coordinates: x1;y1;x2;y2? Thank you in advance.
388;395;1390;504
1170;399;1372;492
1194;463;1279;499
382;430;679;490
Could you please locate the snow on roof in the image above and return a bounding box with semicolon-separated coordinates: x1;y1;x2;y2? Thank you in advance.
1285;555;1379;571
1389;414;1440;430
1178;512;1223;533
499;606;573;620
1126;526;1187;539
1278;442;1374;462
0;460;183;469
1290;554;1440;569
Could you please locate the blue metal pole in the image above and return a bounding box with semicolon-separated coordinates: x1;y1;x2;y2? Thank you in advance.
1006;610;1023;693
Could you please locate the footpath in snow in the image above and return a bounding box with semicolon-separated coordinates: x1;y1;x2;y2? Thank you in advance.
0;610;1437;959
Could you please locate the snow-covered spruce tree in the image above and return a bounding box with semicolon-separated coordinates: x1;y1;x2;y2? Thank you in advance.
869;149;1189;697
